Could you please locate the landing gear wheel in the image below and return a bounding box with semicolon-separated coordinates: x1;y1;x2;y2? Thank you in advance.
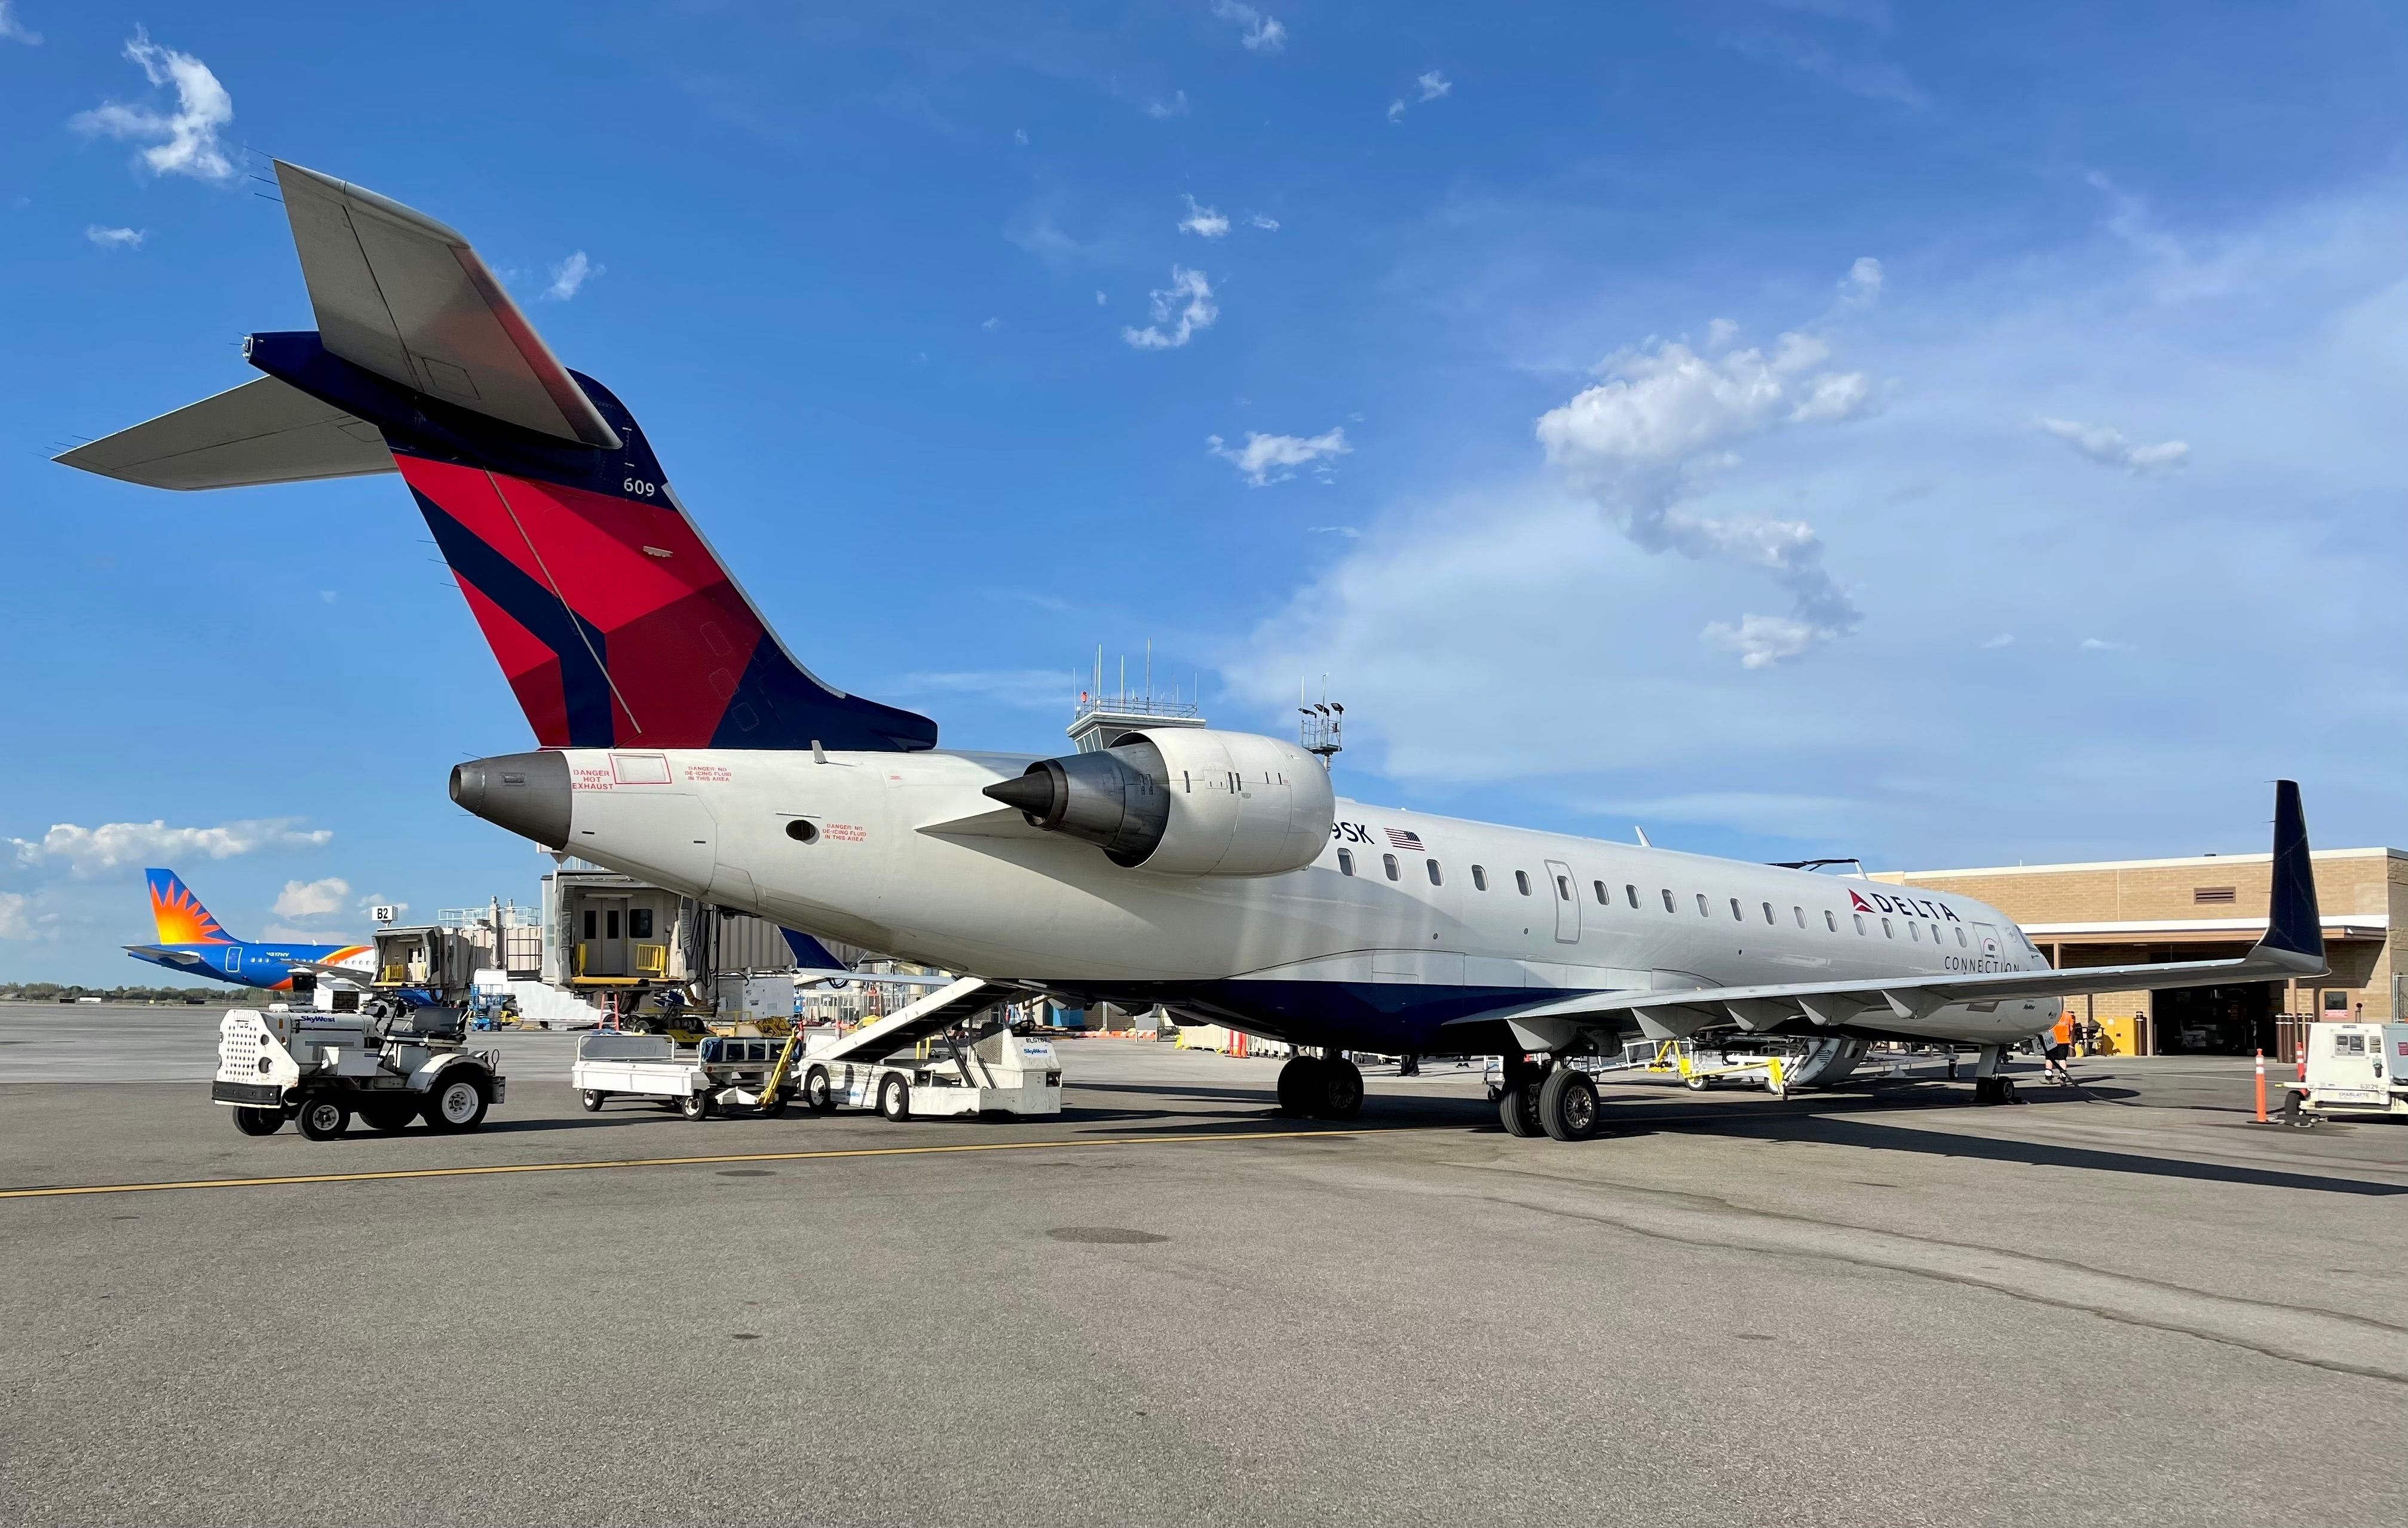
1684;1075;1711;1092
232;1106;284;1137
1499;1082;1543;1138
1276;1056;1324;1116
1313;1057;1365;1121
802;1066;834;1113
1971;1076;2021;1106
295;1097;350;1141
678;1091;713;1121
357;1100;416;1134
580;1089;608;1112
1537;1067;1601;1142
878;1074;911;1122
424;1073;491;1133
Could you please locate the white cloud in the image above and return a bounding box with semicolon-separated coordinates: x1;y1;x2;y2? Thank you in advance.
890;669;1077;710
2079;636;2131;652
1178;194;1230;239
272;877;351;919
1208;427;1352;486
1;2;40;45
1248;212;1280;231
1094;290;1107;305
1980;633;2015;650
0;892;37;939
1531;285;1880;665
1122;266;1218;350
1145;90;1191;119
1309;525;1361;538
1212;2;1286;53
71;28;235;182
1838;256;1883;304
543;250;600;302
981;315;1002;331
1705;317;1739;347
8;818;332;876
84;225;145;249
1389;70;1453;123
2035;416;2189;475
1013;127;1029;146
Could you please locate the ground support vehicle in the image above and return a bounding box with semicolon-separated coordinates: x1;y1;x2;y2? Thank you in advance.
572;1032;797;1118
210;1004;506;1139
796;978;1064;1122
2284;1021;2408;1124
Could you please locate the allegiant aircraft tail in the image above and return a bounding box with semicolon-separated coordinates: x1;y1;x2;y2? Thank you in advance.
147;867;238;946
56;162;937;756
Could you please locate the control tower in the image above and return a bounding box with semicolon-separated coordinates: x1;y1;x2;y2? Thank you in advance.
1066;647;1207;753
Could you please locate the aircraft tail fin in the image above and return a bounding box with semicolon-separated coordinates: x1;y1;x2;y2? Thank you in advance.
146;869;238;946
56;161;938;756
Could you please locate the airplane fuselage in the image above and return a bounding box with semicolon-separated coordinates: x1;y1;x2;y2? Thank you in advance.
517;745;2060;1054
127;942;373;992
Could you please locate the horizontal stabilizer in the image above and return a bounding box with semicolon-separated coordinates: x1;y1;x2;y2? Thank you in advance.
55;376;393;490
274;161;621;449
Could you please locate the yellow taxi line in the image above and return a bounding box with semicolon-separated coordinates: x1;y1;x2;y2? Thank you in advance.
0;1127;1370;1201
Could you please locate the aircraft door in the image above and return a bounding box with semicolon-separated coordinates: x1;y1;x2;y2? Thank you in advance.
223;947;243;974
1546;859;1580;944
1972;923;2003;966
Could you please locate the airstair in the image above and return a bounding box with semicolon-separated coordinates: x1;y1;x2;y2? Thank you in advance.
804;977;1001;1064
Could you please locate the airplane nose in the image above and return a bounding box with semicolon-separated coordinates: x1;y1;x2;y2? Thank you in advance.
449;750;572;848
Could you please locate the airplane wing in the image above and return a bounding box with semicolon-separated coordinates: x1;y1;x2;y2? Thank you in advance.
795;969;962;989
280;956;379;990
273;162;621;449
124;944;214;970
1454;780;2327;1051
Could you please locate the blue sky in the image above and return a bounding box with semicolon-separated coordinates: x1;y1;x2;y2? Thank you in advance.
4;1;2406;981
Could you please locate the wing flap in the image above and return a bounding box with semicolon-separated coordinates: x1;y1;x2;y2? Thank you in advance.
273;161;621;449
56;376;393;490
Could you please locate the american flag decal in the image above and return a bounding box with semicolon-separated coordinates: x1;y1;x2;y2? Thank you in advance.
1386;829;1424;852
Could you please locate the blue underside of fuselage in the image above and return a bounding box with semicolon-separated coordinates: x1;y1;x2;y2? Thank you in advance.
1047;979;1635;1054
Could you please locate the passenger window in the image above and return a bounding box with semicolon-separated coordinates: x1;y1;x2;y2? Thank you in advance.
1383;853;1400;881
1763;901;1776;925
1955;926;1968;947
1853;913;1865;934
1729;897;1744;921
1661;889;1676;913
1427;860;1442;887
1516;870;1532;896
1593;880;1607;906
1882;918;1894;938
605;910;621;939
1908;922;1920;942
1338;848;1354;876
1472;864;1487;891
1930;924;1942;944
1824;910;1837;932
631;908;654;939
583;910;596;939
1793;906;1805;928
1626;884;1640;909
1556;876;1571;901
1696;894;1710;916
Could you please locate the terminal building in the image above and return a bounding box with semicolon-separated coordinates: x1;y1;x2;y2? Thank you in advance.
1873;847;2406;1056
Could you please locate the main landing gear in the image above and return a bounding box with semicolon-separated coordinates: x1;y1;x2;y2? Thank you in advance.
1494;1056;1603;1142
1276;1053;1365;1121
1968;1043;2021;1106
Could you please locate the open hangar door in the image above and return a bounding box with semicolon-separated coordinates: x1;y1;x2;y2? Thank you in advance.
2150;981;2278;1056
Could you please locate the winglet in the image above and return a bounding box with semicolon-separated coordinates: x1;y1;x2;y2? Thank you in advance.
2252;780;2324;972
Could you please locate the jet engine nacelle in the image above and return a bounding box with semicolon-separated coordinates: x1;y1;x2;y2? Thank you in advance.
983;728;1335;877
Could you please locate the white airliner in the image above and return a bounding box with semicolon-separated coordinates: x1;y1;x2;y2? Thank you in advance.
59;164;2329;1142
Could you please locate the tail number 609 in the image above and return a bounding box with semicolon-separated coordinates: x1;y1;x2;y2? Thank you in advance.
623;477;658;498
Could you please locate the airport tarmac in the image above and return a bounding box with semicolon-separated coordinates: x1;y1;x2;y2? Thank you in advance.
2;1002;2404;1527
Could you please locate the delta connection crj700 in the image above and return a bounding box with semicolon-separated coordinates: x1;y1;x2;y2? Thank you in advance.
59;162;2330;1143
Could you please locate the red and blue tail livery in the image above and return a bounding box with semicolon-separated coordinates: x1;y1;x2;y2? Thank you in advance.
56;161;936;756
126;869;373;991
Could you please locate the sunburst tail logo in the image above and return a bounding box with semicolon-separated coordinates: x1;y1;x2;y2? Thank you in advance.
146;868;234;945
